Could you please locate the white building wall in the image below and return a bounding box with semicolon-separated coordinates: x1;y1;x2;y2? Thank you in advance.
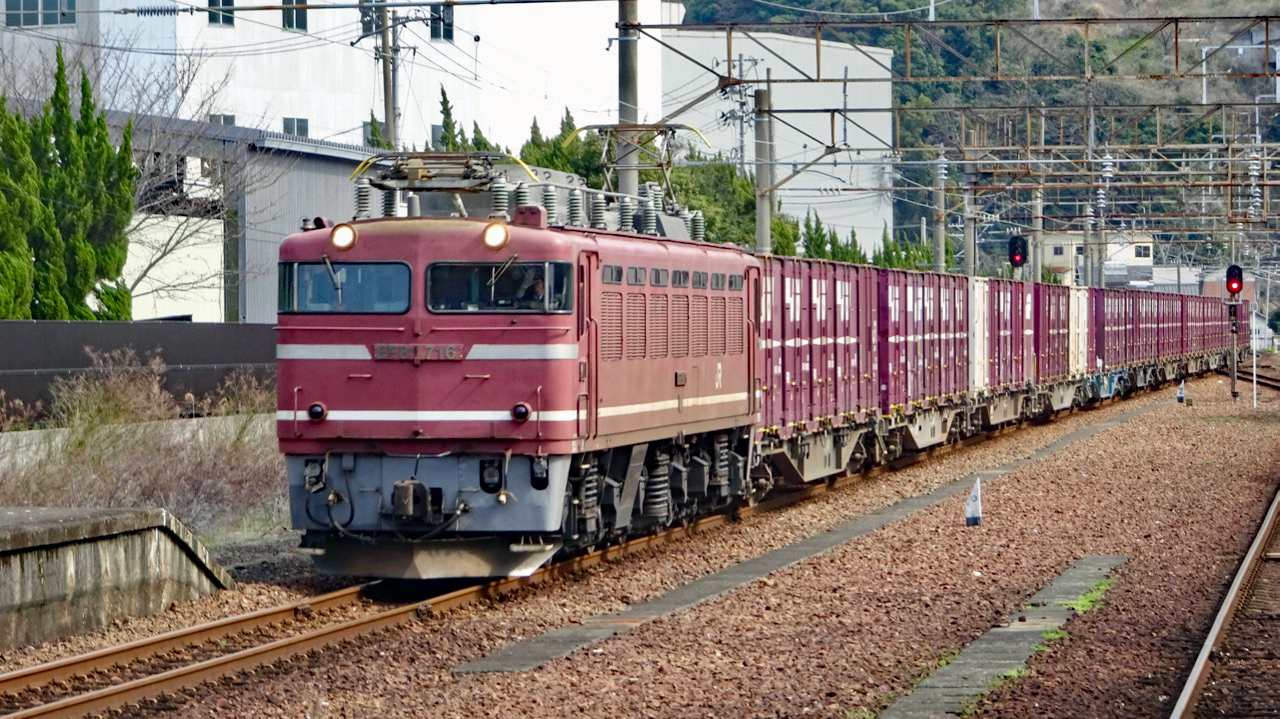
123;215;224;322
660;17;894;255
6;0;666;150
164;0;666;151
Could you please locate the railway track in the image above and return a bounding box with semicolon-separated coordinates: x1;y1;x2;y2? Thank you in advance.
1225;367;1280;392
1170;484;1280;719
0;415;1068;719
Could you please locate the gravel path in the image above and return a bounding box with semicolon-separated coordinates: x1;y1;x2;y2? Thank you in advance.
125;376;1276;719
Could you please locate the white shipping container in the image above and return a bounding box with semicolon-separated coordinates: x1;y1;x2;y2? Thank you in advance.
969;277;990;393
1068;286;1091;377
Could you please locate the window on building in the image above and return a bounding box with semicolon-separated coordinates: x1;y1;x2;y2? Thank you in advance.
208;0;232;25
1134;245;1151;258
282;0;306;30
208;113;235;126
283;117;309;137
1076;246;1084;255
1053;246;1064;256
430;3;453;41
7;0;75;27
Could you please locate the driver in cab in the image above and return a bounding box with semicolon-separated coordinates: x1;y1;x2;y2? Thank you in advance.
517;275;546;309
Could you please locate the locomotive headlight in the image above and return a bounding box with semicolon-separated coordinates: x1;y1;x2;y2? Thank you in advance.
330;224;357;250
481;222;509;250
306;402;327;421
511;403;531;422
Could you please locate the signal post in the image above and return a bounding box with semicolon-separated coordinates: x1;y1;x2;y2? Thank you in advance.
1227;264;1243;400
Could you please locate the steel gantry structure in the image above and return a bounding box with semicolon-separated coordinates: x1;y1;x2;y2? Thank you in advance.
638;14;1280;282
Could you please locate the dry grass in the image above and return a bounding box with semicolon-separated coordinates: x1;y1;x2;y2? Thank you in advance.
0;391;41;432
0;348;284;538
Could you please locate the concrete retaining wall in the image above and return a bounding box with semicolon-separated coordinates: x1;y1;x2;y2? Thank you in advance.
0;507;235;651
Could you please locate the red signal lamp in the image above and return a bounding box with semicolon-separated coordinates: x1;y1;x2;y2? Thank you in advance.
1226;264;1243;295
1008;236;1028;268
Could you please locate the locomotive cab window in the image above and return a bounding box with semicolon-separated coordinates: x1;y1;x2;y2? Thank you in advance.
428;261;574;313
278;261;410;314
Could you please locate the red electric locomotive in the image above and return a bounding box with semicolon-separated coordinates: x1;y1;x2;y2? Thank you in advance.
278;156;759;579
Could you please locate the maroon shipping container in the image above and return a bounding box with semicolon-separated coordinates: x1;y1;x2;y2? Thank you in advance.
1094;288;1128;370
759;257;878;438
1134;291;1156;363
1156;291;1181;361
877;269;968;413
942;275;969;399
986;279;1035;389
1034;283;1070;383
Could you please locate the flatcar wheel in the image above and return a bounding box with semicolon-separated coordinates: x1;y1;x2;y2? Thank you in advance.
747;464;774;506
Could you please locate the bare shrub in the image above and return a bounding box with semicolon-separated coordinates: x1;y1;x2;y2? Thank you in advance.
48;347;179;428
0;391;41;432
0;415;285;537
0;347;285;537
203;368;276;417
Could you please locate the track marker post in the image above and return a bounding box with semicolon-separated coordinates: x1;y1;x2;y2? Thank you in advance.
1177;380;1185;404
965;478;983;527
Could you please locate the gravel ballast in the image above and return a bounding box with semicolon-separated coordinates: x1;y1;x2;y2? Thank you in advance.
9;377;1276;719
146;377;1280;719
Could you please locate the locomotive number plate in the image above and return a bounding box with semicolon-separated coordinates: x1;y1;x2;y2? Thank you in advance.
373;343;466;361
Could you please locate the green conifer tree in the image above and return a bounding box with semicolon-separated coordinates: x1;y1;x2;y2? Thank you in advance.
0;101;37;319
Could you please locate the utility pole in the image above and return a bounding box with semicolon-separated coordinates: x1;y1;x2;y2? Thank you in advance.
962;132;977;276
933;159;946;272
755;88;772;254
1032;186;1044;282
617;0;639;198
378;3;396;148
1083;207;1094;287
738;54;747;176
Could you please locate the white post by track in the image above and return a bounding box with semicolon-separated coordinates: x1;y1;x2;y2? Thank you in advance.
1177;379;1185;404
965;478;983;527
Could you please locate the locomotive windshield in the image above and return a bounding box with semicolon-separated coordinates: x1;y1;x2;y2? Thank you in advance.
278;261;411;314
428;261;574;313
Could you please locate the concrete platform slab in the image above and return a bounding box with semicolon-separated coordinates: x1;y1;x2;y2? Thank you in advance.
0;507;234;651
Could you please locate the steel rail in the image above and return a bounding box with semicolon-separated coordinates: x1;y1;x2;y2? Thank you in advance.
1169;484;1280;719
0;585;365;696
1218;367;1280;392
0;406;1083;718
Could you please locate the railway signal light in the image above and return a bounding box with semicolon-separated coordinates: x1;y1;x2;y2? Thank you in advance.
1226;264;1244;296
1008;236;1028;268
